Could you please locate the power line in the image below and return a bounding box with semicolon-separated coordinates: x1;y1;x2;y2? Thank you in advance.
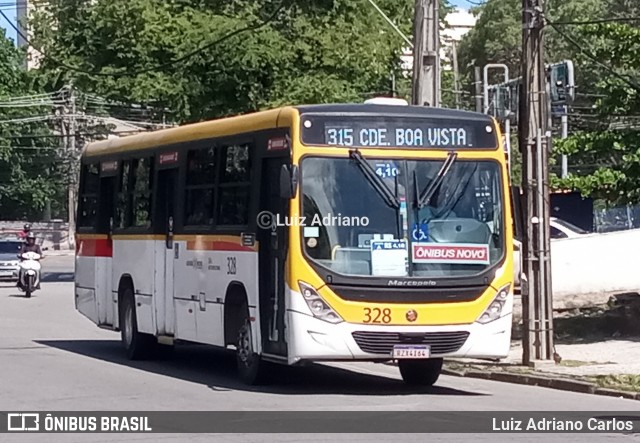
0;2;289;78
0;101;64;108
366;0;413;47
1;146;65;151
551;17;640;25
0;115;53;124
546;19;640;93
0;91;62;100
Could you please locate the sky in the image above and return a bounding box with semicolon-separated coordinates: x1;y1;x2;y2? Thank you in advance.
0;0;479;48
450;0;481;9
0;1;18;44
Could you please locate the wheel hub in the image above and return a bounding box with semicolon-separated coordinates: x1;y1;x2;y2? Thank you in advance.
124;305;133;346
237;323;252;366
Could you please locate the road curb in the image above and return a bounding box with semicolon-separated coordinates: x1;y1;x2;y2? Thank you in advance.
442;367;640;400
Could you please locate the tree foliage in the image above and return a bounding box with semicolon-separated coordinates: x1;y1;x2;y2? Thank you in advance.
0;30;65;220
553;22;640;204
31;0;418;123
458;0;640;205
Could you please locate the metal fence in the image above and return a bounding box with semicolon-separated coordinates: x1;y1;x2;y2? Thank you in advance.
594;205;640;233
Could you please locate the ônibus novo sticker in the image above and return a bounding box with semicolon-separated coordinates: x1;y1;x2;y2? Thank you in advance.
412;243;490;265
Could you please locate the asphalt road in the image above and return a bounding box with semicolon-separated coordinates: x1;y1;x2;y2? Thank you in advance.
0;255;638;442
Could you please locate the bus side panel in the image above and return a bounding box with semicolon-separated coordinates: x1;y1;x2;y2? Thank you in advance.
75;250;99;324
171;238;259;350
172;239;202;343
171;241;239;347
95;257;114;326
206;249;259;349
153;239;174;336
111;238;156;335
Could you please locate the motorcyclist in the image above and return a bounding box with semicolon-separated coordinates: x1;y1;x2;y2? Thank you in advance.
18;223;31;240
17;232;43;290
20;232;42;255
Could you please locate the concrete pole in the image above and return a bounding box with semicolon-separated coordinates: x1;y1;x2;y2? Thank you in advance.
561;106;569;178
412;0;440;107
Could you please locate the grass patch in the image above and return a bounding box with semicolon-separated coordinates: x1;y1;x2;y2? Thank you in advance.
589;374;640;393
559;359;614;367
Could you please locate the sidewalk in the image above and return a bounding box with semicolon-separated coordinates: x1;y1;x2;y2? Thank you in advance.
445;339;640;400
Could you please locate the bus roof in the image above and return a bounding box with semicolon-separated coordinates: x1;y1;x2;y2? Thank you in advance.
83;104;494;158
83;107;296;158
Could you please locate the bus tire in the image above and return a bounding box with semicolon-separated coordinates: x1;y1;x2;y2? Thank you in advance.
236;309;266;385
398;358;443;386
120;286;156;360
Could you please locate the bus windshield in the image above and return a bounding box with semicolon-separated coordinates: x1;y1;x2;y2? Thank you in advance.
301;156;504;278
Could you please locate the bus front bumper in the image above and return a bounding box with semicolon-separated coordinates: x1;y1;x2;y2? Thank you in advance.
286;310;512;365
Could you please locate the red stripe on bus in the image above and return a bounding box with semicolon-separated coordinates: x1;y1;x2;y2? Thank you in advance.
186;240;255;252
76;238;113;257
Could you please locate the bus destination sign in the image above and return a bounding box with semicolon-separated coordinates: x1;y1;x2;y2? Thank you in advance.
301;116;498;149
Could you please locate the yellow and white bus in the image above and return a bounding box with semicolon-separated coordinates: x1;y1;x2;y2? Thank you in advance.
75;103;513;385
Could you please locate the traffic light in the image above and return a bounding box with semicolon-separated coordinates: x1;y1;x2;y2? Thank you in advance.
548;60;575;105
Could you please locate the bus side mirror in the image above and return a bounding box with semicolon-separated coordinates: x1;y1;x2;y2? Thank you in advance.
279;164;299;199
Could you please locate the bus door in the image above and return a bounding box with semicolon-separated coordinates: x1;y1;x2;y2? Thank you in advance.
97;174;116;326
258;156;289;356
154;165;179;336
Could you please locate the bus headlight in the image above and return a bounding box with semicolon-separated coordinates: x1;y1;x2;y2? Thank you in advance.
298;281;343;324
476;284;511;324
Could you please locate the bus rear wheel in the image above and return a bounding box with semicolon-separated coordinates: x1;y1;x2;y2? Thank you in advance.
236;313;266;385
120;287;156;360
398;358;443;386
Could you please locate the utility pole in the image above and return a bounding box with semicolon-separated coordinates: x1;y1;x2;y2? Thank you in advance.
561;105;568;178
474;66;482;112
451;42;461;109
62;85;78;250
519;0;555;365
412;0;440;106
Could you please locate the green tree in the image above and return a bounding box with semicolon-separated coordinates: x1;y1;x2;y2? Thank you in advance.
553;23;640;205
457;0;605;80
0;29;65;220
457;0;640;205
30;0;419;123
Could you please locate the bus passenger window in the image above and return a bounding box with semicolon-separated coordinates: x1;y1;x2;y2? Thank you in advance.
185;188;214;226
116;161;132;229
115;158;153;229
132;157;153;228
184;147;216;226
217;144;252;227
78;163;100;229
218;187;250;225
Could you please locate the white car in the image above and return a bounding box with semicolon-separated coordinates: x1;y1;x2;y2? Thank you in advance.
0;239;23;281
513;218;588;290
548;217;589;239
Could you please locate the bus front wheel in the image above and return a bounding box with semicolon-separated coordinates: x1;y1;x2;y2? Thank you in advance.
236;313;266;385
120;287;156;360
398;358;443;386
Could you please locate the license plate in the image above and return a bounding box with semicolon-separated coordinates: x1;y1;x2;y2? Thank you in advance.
392;345;430;359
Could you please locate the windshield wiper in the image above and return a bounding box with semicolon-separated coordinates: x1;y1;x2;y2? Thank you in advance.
415;151;458;209
349;149;400;209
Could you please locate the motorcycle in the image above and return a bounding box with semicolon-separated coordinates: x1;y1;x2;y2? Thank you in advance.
17;251;42;298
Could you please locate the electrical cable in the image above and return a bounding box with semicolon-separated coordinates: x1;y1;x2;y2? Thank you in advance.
551;17;640;25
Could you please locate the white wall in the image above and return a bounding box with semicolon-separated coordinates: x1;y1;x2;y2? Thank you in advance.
551;229;640;309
